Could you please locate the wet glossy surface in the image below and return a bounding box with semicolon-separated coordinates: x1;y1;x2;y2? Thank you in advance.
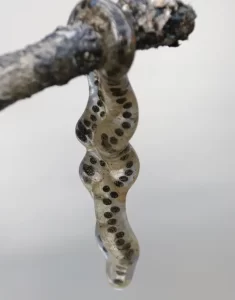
0;0;235;299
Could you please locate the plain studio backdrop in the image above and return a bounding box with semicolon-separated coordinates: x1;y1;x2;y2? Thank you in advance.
0;0;234;299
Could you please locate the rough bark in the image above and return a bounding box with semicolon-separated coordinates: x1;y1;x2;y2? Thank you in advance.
0;0;196;111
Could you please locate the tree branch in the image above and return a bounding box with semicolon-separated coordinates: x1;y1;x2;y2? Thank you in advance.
0;0;196;111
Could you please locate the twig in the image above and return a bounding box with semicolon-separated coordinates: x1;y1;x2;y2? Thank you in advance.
0;0;196;111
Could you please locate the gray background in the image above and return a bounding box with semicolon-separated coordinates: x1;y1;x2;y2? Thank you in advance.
0;0;234;299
